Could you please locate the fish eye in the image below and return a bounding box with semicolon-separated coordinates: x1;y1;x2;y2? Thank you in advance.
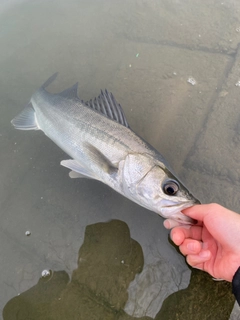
163;180;179;196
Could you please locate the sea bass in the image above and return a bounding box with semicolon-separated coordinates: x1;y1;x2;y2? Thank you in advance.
11;73;199;225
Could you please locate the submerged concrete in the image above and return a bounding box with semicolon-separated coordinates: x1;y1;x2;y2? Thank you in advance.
1;0;240;319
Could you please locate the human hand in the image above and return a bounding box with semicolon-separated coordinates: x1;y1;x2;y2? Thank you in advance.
164;204;240;282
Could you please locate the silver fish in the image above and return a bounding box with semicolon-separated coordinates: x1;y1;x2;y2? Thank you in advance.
11;73;199;225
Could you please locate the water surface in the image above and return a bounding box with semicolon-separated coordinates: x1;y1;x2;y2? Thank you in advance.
1;1;240;319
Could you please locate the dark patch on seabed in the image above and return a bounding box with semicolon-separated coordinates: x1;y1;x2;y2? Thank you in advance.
2;221;235;320
2;220;150;320
157;270;234;320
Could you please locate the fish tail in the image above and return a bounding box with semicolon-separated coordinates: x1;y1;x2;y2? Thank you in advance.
11;103;40;130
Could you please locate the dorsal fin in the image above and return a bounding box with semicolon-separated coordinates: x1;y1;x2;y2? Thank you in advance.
85;90;129;128
41;72;58;89
58;83;79;99
41;73;80;99
40;76;129;127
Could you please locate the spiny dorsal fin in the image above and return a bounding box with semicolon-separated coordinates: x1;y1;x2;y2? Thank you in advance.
85;90;129;128
40;75;129;127
58;83;79;99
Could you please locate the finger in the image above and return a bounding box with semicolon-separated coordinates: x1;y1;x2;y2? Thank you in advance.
163;219;183;229
186;250;211;267
170;225;203;246
178;239;203;256
164;218;201;230
182;203;223;222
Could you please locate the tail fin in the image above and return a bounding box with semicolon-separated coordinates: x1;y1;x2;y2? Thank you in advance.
11;103;40;130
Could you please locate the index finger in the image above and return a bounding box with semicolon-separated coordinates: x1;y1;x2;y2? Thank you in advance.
170;225;203;246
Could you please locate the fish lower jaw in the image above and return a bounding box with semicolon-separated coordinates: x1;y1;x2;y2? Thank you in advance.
167;214;194;225
161;202;192;213
160;202;195;223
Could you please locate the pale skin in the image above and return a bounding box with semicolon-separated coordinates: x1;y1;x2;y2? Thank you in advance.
164;203;240;282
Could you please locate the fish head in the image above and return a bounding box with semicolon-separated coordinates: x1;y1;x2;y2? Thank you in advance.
121;154;200;225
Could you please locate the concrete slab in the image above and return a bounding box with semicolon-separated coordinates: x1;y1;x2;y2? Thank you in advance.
109;41;232;174
117;0;240;54
230;302;240;320
185;46;240;212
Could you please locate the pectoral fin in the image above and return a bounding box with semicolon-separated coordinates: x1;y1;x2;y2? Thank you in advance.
60;159;97;179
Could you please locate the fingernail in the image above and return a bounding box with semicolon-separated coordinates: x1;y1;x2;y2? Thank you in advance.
199;250;210;259
171;233;180;244
163;220;170;229
187;243;196;251
202;242;208;250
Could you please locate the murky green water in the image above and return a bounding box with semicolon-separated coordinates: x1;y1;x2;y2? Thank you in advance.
1;1;240;319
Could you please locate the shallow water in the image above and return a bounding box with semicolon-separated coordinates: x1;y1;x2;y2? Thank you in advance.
1;0;240;319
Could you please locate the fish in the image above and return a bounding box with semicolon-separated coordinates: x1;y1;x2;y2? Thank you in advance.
11;73;200;225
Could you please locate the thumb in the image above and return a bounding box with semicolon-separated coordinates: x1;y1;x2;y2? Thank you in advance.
183;204;240;244
182;204;215;222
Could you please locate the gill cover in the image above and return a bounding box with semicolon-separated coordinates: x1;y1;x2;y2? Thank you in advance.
121;154;163;199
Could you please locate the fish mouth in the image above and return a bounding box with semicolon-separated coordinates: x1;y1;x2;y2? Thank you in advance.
162;200;194;212
160;201;196;224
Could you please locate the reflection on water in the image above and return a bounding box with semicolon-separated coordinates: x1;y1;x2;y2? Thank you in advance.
1;0;240;319
3;220;234;320
3;220;148;320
